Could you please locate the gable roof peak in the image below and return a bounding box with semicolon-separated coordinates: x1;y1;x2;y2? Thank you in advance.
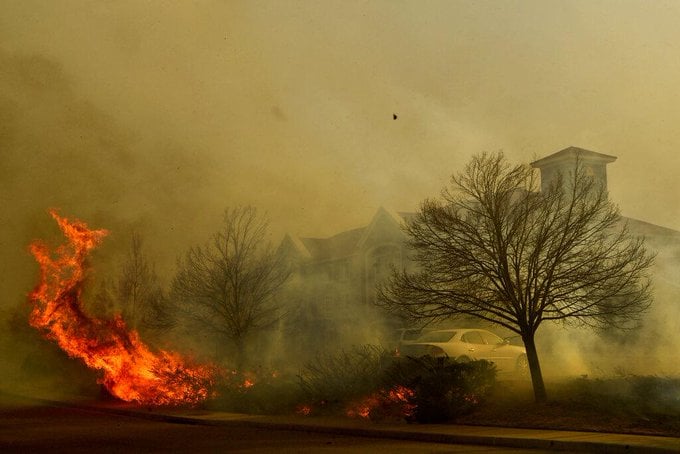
279;233;312;259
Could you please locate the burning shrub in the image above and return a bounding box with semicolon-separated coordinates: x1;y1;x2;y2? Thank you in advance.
345;385;416;421
297;346;495;423
382;356;496;423
297;345;394;415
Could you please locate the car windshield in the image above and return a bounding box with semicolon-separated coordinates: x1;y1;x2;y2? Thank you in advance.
417;331;456;343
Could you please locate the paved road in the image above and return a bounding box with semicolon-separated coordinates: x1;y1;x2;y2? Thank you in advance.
0;396;548;453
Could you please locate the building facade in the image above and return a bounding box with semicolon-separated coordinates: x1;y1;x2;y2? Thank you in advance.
279;207;415;309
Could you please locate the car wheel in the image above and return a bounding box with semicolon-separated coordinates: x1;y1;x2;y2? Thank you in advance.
455;355;471;363
516;354;529;377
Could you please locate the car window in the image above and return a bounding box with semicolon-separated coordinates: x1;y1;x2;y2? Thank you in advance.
505;335;524;346
417;331;456;343
479;331;503;345
460;331;484;344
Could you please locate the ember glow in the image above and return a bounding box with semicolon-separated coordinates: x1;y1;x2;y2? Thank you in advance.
345;385;416;420
296;404;312;416
28;211;217;406
226;369;258;389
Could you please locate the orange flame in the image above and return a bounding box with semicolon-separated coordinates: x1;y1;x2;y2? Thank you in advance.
345;385;416;420
28;211;217;406
295;404;312;416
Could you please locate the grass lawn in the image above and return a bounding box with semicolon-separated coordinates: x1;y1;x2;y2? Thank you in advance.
455;377;680;437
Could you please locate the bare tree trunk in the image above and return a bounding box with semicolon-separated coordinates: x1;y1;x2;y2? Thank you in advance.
522;332;547;403
235;337;246;370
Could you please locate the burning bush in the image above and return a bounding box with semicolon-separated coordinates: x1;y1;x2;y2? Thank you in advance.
296;345;496;422
382;356;496;423
297;345;393;415
344;385;416;421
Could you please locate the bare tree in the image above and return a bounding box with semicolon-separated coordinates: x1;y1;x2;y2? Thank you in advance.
378;152;654;402
88;279;117;318
118;232;150;327
115;232;173;332
171;206;290;368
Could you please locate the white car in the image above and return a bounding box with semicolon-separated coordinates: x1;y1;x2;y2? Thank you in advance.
399;328;528;374
389;327;435;354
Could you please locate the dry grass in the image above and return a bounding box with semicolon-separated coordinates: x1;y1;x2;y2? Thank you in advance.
455;377;680;437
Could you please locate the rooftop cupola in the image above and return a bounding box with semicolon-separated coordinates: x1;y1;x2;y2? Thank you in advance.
530;146;617;193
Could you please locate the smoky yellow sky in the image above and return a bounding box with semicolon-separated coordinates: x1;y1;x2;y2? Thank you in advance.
2;1;680;297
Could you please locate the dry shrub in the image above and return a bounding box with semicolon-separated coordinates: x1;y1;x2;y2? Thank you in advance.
207;368;301;414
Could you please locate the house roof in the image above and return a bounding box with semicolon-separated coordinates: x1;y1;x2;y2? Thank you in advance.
397;211;417;225
284;207;680;265
357;207;408;249
624;216;680;240
290;209;417;262
299;226;366;261
531;146;617;168
279;234;312;259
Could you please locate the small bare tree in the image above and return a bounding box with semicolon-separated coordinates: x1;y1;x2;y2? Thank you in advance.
100;232;173;332
172;206;290;368
379;152;654;402
118;233;152;327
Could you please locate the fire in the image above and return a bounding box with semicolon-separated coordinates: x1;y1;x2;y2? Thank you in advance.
296;404;312;416
226;369;258;389
28;211;217;406
345;385;416;420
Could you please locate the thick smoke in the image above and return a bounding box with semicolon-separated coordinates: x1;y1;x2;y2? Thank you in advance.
537;235;680;378
4;2;680;398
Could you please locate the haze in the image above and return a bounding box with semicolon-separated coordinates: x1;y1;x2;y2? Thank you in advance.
2;1;680;374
